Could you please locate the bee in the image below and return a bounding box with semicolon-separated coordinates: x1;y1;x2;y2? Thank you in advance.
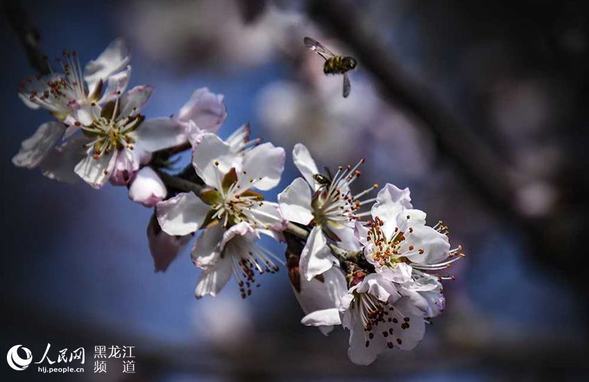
304;36;357;98
313;167;334;189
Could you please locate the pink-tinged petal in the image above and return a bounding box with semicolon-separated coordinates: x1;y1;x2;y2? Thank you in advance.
192;133;239;189
400;276;445;318
194;256;233;298
12;121;66;168
74;151;117;189
278;177;313;225
293;143;319;188
300;226;337;281
39;136;87;183
110;149;140;185
128;167;167;207
96;65;131;104
191;224;225;270
84;38;130;93
301;308;342;327
239;142;285;191
218;222;257;249
147;216;191;272
294;266;347;335
156;192;209;236
132;117;187;152
177;87;227;133
119;85;153;118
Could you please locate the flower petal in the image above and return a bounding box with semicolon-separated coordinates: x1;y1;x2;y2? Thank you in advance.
294;266;347;335
119;85;153;118
12;122;66;168
96;65;131;104
239;142;285;191
74;151;117;189
278;177;313;225
39;136;87;183
191;224;225;270
301;308;342;327
110;148;140;185
177;87;227;133
244;201;286;231
192;133;239;189
132;117;187;152
147;215;191;272
402;225;450;265
129;167;167;207
84;38;130;93
194;256;233;298
293;143;319;188
156;192;209;236
300;226;337;281
371;183;413;239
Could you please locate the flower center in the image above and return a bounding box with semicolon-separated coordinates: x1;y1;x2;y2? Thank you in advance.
311;159;378;227
81;99;142;159
202;168;264;227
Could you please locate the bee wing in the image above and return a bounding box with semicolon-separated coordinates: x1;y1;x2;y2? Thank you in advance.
304;36;336;60
342;72;351;98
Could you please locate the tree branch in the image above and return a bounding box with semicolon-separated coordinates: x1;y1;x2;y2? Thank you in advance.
3;0;50;75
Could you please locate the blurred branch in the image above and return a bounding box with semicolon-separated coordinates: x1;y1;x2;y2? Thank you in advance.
307;0;519;219
3;0;50;75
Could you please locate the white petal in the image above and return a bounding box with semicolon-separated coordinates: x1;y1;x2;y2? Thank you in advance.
301;308;342;327
226;124;251;153
194;256;233;298
355;273;399;303
84;38;130;93
96;65;131;104
119;85;153;117
74;151;117;189
380;263;413;284
239;142;285;191
12;122;65;168
402;225;450;265
192;224;225;270
294;266;347;335
278;177;313;225
293;143;319;188
244;201;286;231
132;118;187;152
300;226;337;281
177;87;227;133
39;136;87;183
156;192;209;236
192;133;239;189
371;183;413;239
128;167;167;207
347;312;382;365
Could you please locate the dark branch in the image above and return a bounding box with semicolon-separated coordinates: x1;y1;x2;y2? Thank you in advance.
3;0;50;75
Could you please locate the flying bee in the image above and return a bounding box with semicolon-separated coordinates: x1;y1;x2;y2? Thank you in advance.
304;36;357;98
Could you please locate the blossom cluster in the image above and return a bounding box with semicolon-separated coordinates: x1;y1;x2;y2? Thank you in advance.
13;40;463;365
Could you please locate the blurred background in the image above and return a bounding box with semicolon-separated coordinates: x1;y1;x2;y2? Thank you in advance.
1;0;588;380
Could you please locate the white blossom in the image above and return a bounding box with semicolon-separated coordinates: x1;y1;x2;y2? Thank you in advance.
278;143;377;280
13;39;131;170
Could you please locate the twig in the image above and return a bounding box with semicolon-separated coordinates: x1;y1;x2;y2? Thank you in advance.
3;1;50;75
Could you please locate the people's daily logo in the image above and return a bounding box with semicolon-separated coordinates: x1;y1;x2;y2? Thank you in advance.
6;345;33;371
